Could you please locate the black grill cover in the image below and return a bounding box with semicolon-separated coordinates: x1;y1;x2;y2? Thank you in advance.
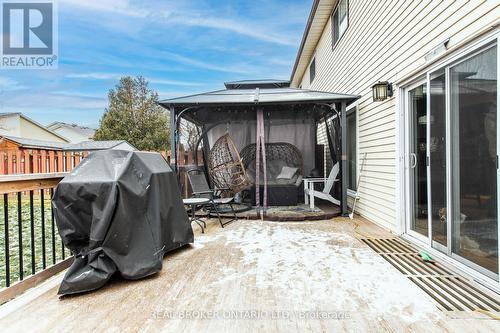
53;150;193;295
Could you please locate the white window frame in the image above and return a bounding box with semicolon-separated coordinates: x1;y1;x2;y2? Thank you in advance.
309;57;316;84
331;0;349;49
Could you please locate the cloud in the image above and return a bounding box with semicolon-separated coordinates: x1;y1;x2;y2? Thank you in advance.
51;90;106;99
65;72;118;80
65;72;203;86
176;17;297;46
156;51;253;75
165;16;298;46
0;77;30;91
2;90;106;110
147;78;202;86
61;0;299;47
60;0;148;18
267;57;295;67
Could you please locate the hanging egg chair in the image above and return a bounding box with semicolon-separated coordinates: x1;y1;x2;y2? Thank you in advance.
208;133;251;196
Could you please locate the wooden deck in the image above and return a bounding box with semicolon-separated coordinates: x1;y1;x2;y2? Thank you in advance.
0;217;499;332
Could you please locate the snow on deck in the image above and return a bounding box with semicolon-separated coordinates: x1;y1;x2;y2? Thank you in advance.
193;221;438;323
0;218;498;332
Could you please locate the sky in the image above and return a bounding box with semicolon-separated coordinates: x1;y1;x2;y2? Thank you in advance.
0;0;311;128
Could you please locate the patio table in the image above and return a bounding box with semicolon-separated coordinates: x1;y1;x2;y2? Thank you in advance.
183;197;210;233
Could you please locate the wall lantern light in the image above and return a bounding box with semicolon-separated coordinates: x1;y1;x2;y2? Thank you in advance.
372;81;393;101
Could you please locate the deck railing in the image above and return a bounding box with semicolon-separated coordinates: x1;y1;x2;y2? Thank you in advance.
0;173;72;303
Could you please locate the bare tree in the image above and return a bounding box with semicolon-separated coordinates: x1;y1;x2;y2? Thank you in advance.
179;119;200;153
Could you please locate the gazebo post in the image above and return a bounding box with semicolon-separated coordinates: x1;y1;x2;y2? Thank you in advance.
340;101;348;216
169;106;177;172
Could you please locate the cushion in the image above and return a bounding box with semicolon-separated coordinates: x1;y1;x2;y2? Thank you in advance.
277;166;299;180
272;174;298;185
246;159;289;182
267;160;287;179
245;160;301;184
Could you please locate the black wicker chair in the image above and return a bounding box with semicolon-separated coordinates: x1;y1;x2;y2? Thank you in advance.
240;142;303;174
240;142;303;206
187;168;238;228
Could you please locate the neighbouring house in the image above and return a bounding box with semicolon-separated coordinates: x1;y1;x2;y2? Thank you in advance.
46;122;96;143
0;112;69;143
291;0;499;288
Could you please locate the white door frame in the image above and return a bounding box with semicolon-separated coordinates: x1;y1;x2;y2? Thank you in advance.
403;79;429;244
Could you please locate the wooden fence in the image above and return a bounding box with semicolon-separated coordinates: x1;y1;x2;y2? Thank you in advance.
162;150;204;198
0;150;88;175
0;149;203;175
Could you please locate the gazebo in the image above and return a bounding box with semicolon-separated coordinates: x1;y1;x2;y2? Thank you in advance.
160;79;359;216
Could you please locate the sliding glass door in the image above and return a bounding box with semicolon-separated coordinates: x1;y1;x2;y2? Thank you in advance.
405;40;499;280
429;69;447;250
408;83;428;239
450;45;498;276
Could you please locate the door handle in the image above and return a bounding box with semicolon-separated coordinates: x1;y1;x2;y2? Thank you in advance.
410;153;417;168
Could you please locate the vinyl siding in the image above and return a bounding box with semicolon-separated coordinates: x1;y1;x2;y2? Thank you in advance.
298;0;500;232
19;118;68;142
51;127;89;143
0;114;68;143
0;114;21;137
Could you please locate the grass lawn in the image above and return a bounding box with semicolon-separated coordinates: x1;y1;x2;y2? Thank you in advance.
0;191;70;288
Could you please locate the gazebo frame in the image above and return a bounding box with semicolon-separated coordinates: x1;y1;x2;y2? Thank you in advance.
160;80;359;216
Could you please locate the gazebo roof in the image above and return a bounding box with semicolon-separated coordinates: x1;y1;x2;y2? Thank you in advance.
224;79;290;89
160;87;359;108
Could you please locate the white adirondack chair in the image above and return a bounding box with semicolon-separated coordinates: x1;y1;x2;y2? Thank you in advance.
304;162;340;210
